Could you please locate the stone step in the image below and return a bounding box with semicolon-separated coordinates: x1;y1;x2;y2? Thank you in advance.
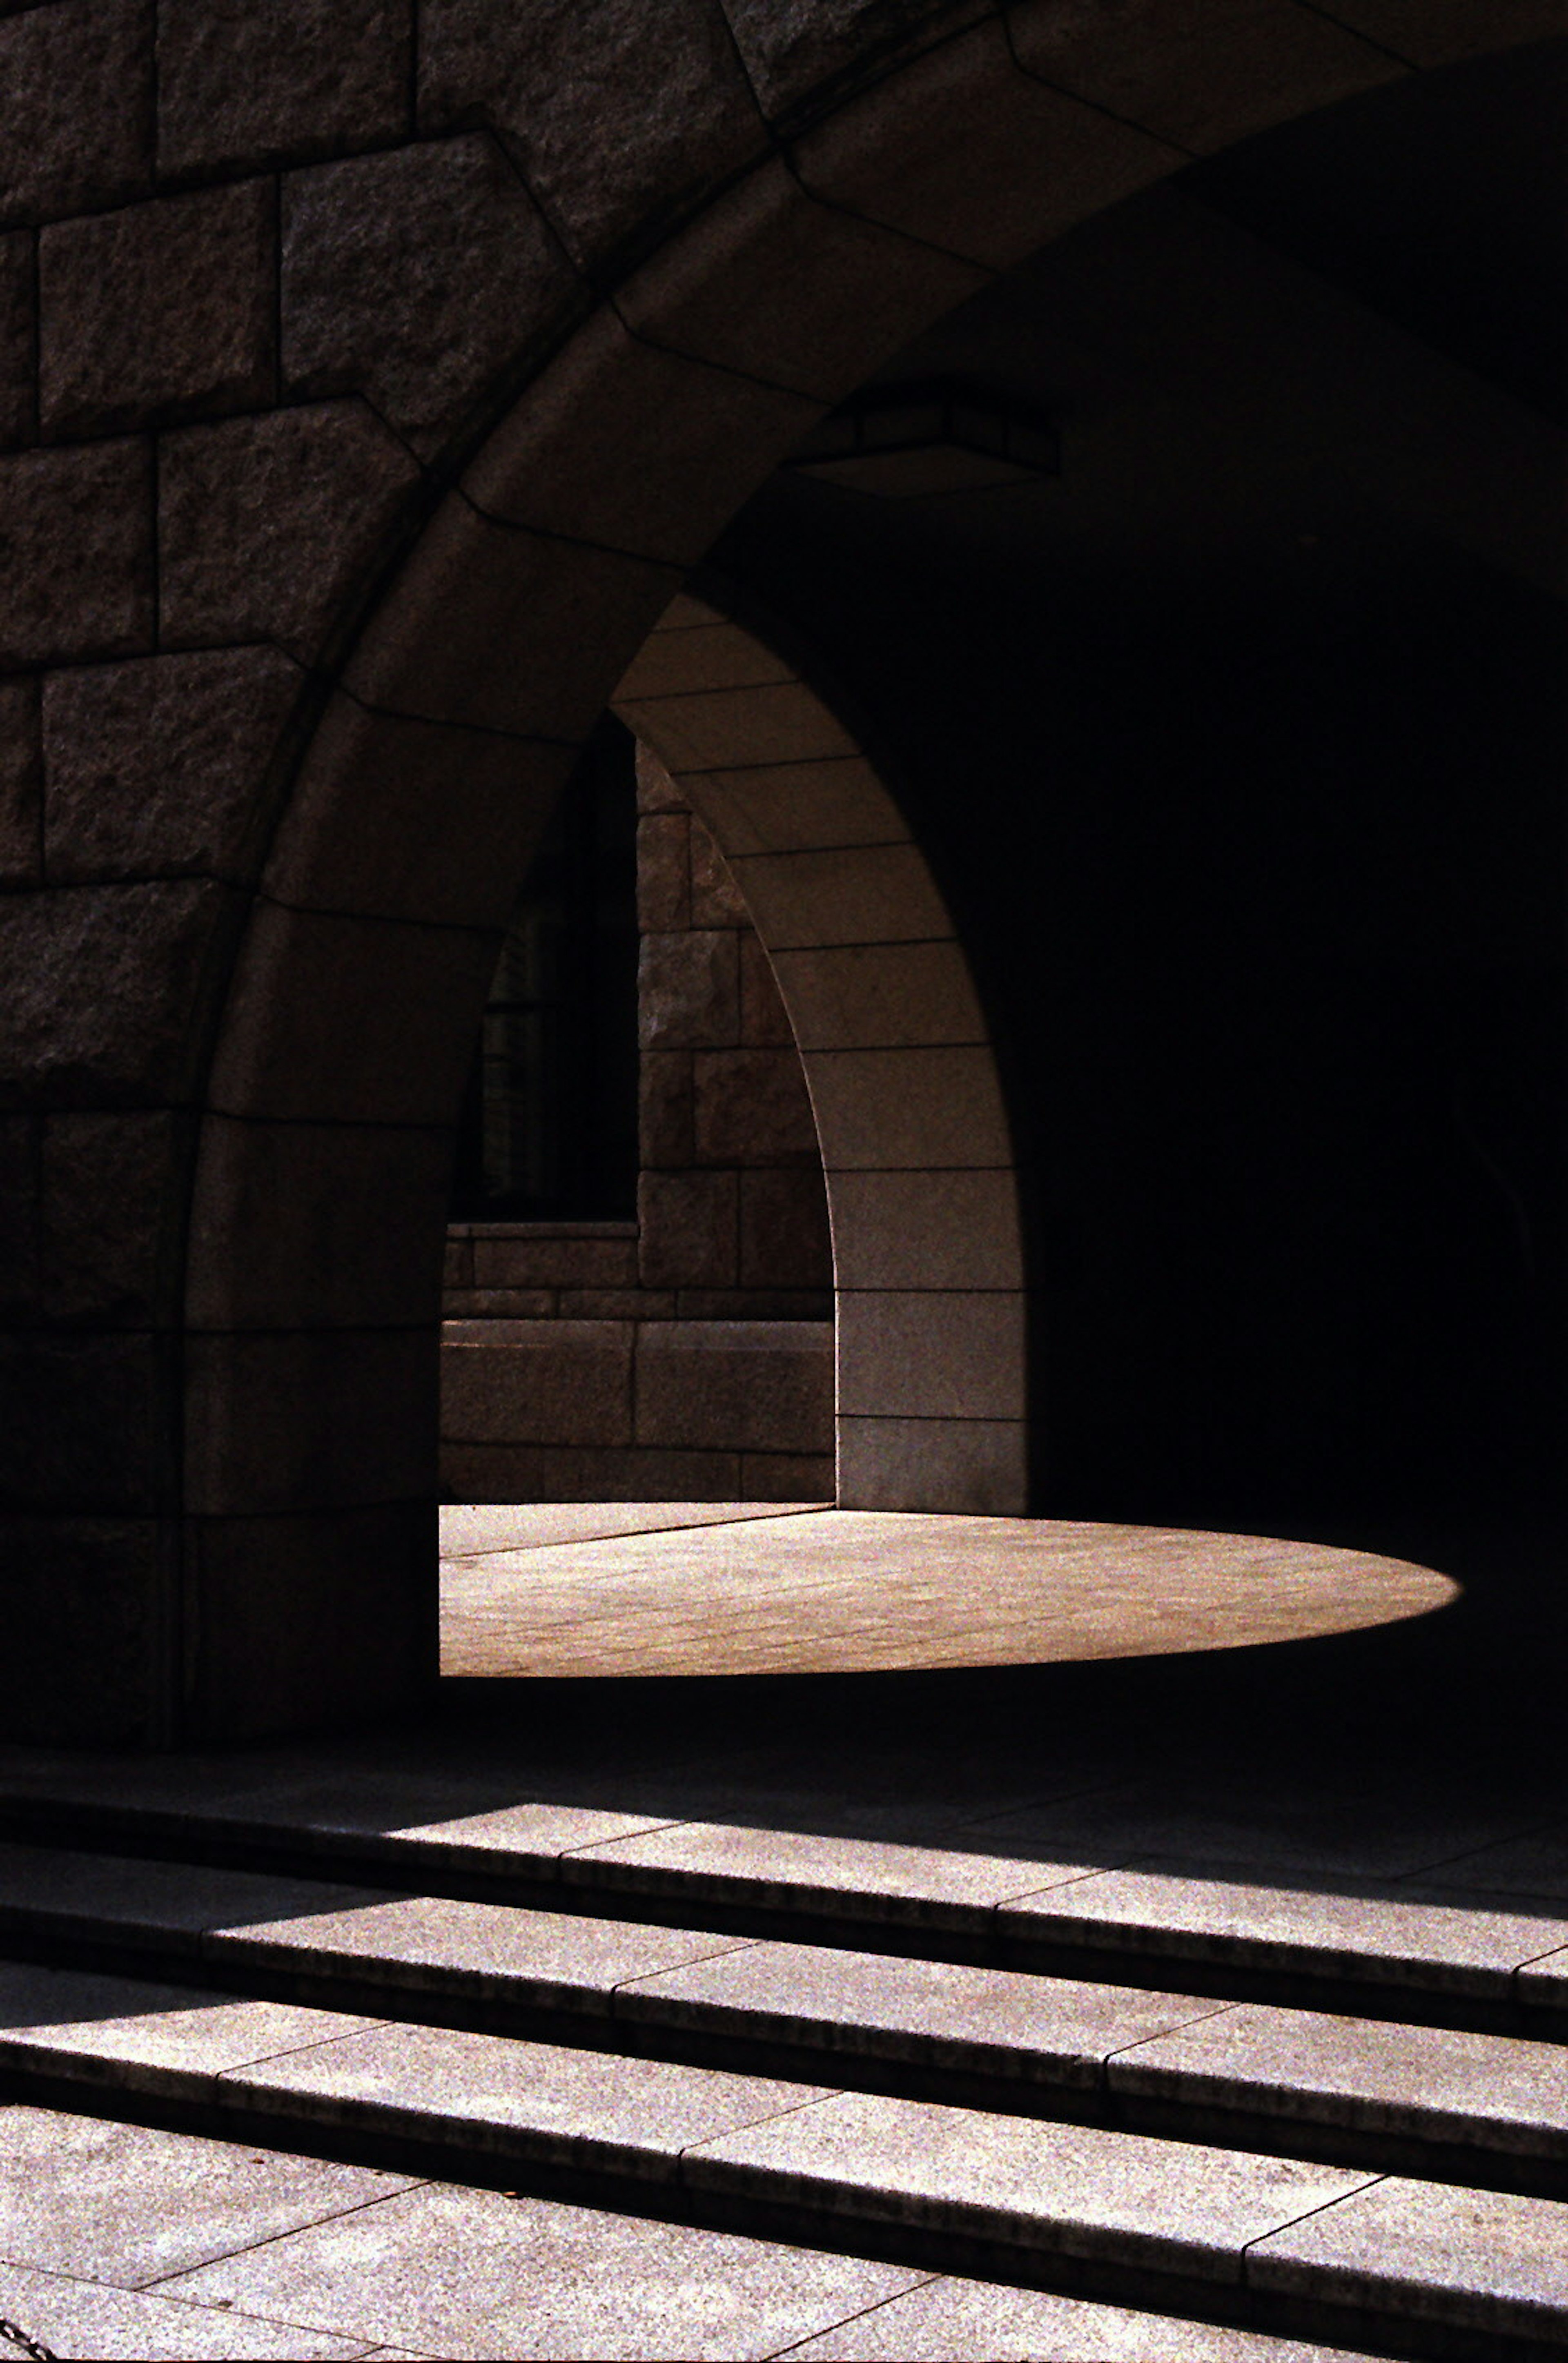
1;1957;1564;2361
2;1843;1566;2200
4;1788;1568;2038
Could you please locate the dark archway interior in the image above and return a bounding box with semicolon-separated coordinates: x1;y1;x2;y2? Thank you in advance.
706;42;1566;1556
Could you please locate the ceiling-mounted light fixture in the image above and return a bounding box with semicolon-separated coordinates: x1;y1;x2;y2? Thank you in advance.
785;379;1060;498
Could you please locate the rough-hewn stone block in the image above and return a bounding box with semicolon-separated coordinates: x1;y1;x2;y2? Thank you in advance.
283;136;573;457
0;676;40;885
638;930;739;1049
40;181;275;439
0;879;225;1108
689;815;750;926
40;1109;188;1325
0;0;152;229
636;813;691;931
740;931;796;1045
158;0;412;177
695;1046;821;1165
470;1232;640;1290
639;1051;695;1169
740;1167;833;1290
420;0;765;270
158;403;420;661
635;737;686;813
0;229;32;449
723;0;985;124
0;441;154;668
638;1169;738;1287
42;648;301;885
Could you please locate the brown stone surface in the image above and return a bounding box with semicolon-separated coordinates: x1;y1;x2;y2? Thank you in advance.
0;1515;170;1748
0;228;33;449
184;1327;436;1516
724;0;988;123
679;1287;834;1318
635;1321;834;1453
283;136;573;457
741;929;796;1044
40;180;275;439
419;0;766;270
444;1287;559;1319
688;814;751;925
0;1330;171;1514
695;1046;821;1165
0;676;40;884
187;1116;450;1331
635;735;686;813
158;0;411;176
158;402;421;661
0;440;154;668
561;1289;677;1320
0;878;224;1107
740;1167;833;1290
636;811;692;930
441;1322;634;1449
42;648;301;885
40;1109;186;1325
638;1169;738;1288
742;1450;836;1501
471;1232;640;1290
640;1050;695;1168
207;900;497;1127
639;929;740;1049
267;693;574;930
0;0;152;228
441;1442;743;1503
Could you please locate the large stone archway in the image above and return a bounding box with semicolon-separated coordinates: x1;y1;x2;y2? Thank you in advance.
2;0;1557;1745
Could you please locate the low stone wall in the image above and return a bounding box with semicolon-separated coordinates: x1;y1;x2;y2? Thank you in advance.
440;1317;834;1503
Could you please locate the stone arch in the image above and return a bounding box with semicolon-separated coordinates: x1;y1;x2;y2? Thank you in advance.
613;595;1026;1514
8;0;1557;1742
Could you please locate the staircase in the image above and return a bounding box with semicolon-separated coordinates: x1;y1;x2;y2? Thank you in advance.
2;1781;1566;2361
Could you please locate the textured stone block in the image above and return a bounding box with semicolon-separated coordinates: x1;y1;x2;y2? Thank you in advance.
639;929;740;1049
689;814;751;925
635;1320;833;1453
639;1169;737;1287
695;1047;821;1166
827;1169;1022;1291
0;0;152;228
158;402;420;661
40;180;274;439
470;1232;640;1290
740;1451;835;1501
0;675;40;884
440;1322;633;1448
158;0;411;177
635;735;686;813
0;878;224;1107
740;1168;833;1290
40;1108;187;1325
724;0;987;123
616;619;795;702
184;1327;437;1515
837;1290;1026;1421
42;647;301;884
636;812;691;929
283;136;573;457
691;755;901;857
0;229;32;448
771;941;983;1051
0;1330;172;1513
640;1050;695;1169
0;1516;171;1747
740;930;796;1045
0;440;154;668
623;678;858;773
419;0;765;270
802;1046;1011;1169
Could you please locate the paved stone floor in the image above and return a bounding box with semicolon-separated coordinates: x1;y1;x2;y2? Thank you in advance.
437;1505;1459;1680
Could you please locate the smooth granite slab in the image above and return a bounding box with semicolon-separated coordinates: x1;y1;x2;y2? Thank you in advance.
785;2273;1383;2359
561;1820;1089;1928
216;2021;829;2181
0;2104;416;2285
208;1893;753;2016
0;1961;373;2093
618;1938;1224;2084
0;2257;370;2360
685;2090;1375;2281
996;1862;1568;1994
0;1840;388;1949
1247;2173;1568;2340
163;2178;924;2361
1110;1999;1568;2154
379;1801;683;1864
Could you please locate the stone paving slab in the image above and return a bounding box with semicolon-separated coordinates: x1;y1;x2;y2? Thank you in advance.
208;1892;753;2017
0;1841;390;1953
785;2274;1382;2360
617;1938;1225;2085
0;1962;374;2094
0;2257;372;2359
996;1861;1568;1997
215;2020;829;2182
686;2091;1376;2282
1418;1825;1568;1901
161;2178;924;2361
1247;2173;1568;2342
0;2105;416;2286
439;1501;824;1557
1108;1999;1568;2155
560;1818;1091;1929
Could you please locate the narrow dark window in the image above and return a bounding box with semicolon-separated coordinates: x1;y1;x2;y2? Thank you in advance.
449;714;639;1220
